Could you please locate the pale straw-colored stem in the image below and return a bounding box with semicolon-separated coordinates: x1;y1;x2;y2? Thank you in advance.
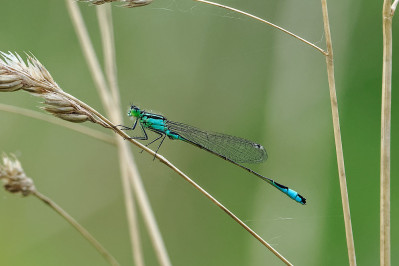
0;103;115;145
194;0;326;55
381;1;392;265
96;6;146;265
32;189;119;266
66;0;114;113
117;142;145;266
391;0;399;14
123;149;173;266
67;2;171;264
321;1;356;265
97;6;121;107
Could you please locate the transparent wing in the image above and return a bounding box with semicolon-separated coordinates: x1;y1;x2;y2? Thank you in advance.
166;120;267;163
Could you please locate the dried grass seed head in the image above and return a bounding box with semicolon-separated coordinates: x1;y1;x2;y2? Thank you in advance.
0;154;35;196
0;52;60;94
0;52;96;123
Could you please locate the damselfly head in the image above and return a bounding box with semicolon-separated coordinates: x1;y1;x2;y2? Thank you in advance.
128;105;141;117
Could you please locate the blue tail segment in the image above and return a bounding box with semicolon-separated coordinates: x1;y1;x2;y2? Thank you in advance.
272;182;306;205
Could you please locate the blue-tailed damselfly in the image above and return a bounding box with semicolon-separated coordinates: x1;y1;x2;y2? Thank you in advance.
120;105;306;205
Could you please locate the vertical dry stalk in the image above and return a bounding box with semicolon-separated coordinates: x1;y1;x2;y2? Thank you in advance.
96;6;146;266
381;1;393;265
66;2;172;265
117;142;145;266
321;1;356;265
97;6;120;107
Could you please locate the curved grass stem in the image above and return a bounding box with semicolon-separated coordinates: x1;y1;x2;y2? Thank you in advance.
32;189;120;266
194;0;326;55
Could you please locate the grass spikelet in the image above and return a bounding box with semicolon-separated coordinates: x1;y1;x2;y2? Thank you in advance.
0;52;102;124
0;154;35;196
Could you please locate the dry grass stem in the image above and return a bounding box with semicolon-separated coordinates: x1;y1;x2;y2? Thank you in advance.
67;1;114;114
97;6;120;108
381;1;393;265
118;143;145;266
96;5;147;265
321;1;356;265
194;0;326;55
151;152;294;265
0;154;119;266
68;2;170;265
391;0;399;14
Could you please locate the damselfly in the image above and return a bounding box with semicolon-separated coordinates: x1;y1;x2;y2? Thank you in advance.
120;105;306;205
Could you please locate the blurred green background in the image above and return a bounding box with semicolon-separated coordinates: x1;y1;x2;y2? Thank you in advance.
0;0;398;265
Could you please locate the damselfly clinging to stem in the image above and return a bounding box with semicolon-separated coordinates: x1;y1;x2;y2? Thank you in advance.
119;105;306;205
